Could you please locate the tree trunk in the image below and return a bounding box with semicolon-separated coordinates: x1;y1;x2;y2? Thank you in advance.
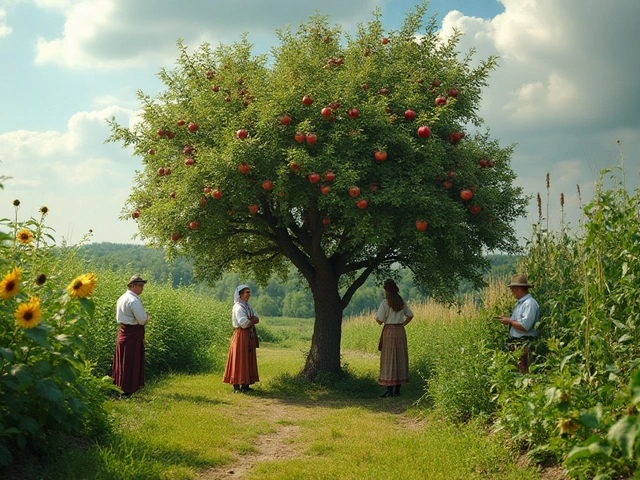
301;272;343;379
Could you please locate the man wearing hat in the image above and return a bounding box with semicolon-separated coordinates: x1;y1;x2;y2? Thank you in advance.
112;275;149;395
496;274;540;373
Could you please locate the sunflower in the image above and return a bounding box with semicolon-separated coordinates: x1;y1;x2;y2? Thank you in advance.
17;229;33;244
66;272;96;298
14;297;42;329
0;267;20;300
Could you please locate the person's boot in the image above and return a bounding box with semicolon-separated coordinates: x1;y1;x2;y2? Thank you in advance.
394;385;401;396
381;386;394;398
233;384;241;393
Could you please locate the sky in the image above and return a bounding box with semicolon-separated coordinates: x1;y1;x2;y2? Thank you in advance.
1;0;639;246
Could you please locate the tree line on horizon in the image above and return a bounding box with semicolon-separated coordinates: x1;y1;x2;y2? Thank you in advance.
76;242;519;318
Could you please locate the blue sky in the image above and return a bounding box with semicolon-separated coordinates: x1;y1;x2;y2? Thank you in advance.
1;0;639;245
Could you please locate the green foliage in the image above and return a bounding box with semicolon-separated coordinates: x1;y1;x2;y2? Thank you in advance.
108;3;526;303
0;206;115;467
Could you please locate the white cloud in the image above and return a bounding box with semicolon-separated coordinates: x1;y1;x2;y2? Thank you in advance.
34;0;381;69
0;9;12;37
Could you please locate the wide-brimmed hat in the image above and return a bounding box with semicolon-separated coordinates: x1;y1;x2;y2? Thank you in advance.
383;279;399;293
507;274;533;288
128;274;148;286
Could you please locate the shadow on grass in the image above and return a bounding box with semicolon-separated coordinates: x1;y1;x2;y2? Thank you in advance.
252;366;430;414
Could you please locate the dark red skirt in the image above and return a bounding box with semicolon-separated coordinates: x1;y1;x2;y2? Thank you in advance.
223;327;259;386
112;324;145;394
378;324;409;386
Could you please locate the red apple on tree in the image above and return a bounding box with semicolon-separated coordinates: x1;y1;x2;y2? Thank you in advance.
431;79;441;87
171;232;181;242
479;159;488;168
324;171;335;182
381;37;389;45
448;88;459;97
248;204;259;214
357;199;369;209
308;173;320;184
166;131;175;139
321;107;332;117
290;162;301;172
460;189;473;201
330;101;340;110
262;180;274;191
417;125;431;138
416;220;428;231
404;109;416;121
199;196;207;206
190;221;199;230
362;83;369;91
183;145;193;155
280;116;291;125
212;189;222;199
379;88;390;95
320;185;331;194
322;218;331;225
302;95;313;106
212;85;220;92
435;95;447;106
237;129;248;139
306;133;317;145
487;160;495;168
470;204;482;214
224;96;231;102
169;192;176;198
132;209;141;219
158;167;165;176
157;129;166;137
447;171;456;178
177;119;185;126
148;149;155;155
185;158;194;166
348;108;360;119
239;163;251;174
203;187;212;194
349;186;361;197
443;180;453;189
165;167;171;175
374;151;388;162
187;122;198;132
294;131;306;143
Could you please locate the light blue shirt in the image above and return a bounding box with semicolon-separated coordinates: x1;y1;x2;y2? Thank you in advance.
510;293;539;338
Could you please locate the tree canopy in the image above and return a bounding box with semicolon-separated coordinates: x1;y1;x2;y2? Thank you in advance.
109;3;527;376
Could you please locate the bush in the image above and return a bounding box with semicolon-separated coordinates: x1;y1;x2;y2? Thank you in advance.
0;205;114;466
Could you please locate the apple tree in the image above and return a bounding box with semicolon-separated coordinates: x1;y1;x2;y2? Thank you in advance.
109;4;527;378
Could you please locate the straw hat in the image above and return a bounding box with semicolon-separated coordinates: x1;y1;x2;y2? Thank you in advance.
507;274;533;288
128;274;148;286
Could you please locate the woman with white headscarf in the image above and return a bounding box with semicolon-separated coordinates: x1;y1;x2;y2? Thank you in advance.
223;284;260;393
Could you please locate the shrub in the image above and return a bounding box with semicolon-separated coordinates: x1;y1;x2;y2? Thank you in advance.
0;204;114;466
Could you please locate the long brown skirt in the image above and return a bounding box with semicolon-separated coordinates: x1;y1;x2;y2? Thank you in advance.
112;324;145;394
378;324;409;386
223;327;259;386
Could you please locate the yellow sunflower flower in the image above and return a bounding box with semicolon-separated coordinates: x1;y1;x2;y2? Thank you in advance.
0;267;20;301
17;229;33;244
14;297;42;329
66;272;96;298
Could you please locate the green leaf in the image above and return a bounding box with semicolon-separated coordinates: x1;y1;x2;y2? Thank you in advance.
607;415;640;459
580;412;600;429
23;326;51;349
79;298;95;318
0;348;14;362
35;378;64;403
9;364;33;388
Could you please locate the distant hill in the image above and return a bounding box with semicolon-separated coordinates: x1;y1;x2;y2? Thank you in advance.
77;242;521;317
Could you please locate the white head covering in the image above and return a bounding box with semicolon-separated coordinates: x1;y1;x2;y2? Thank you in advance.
234;284;250;303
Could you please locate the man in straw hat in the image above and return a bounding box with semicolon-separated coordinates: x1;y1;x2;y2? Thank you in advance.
112;274;149;395
496;274;540;373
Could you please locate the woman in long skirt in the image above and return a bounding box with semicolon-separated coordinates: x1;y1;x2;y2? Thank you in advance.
223;284;260;393
375;279;414;398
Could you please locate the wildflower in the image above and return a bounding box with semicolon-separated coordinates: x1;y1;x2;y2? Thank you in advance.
66;272;96;298
13;199;20;207
35;273;47;286
14;297;42;329
39;206;49;214
17;229;33;244
0;267;20;300
557;418;579;436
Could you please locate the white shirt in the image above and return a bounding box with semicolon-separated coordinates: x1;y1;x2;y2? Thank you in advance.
232;301;257;329
116;290;148;325
376;300;413;325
